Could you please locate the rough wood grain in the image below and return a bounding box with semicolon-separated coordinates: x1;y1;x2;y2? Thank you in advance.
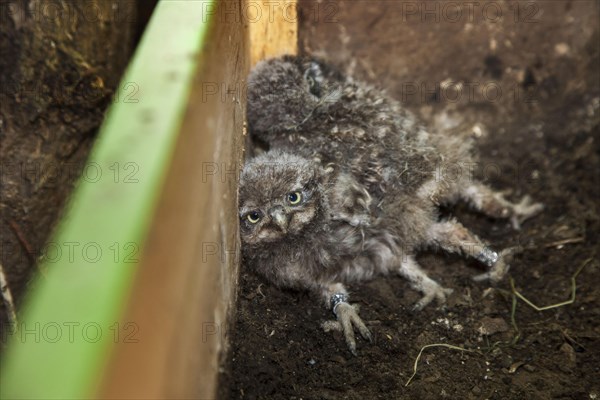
0;0;137;339
249;0;298;65
98;1;249;398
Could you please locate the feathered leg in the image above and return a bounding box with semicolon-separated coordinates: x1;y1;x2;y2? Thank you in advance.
398;255;454;310
320;283;372;356
427;219;514;281
461;183;544;230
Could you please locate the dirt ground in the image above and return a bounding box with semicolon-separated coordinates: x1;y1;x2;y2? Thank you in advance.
2;1;598;398
221;1;600;399
0;1;156;341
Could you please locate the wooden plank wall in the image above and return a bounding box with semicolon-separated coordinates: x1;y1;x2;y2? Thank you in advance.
102;0;297;398
99;1;249;398
250;0;298;65
2;0;299;398
1;2;217;399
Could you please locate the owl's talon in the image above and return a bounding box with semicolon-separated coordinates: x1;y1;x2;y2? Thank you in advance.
510;196;544;230
348;342;358;356
323;302;371;356
413;283;453;311
472;247;516;282
362;326;374;343
321;320;342;332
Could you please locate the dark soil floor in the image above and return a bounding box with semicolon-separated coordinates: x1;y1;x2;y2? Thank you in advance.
0;0;156;342
221;1;600;399
224;120;599;400
2;2;598;399
0;1;139;341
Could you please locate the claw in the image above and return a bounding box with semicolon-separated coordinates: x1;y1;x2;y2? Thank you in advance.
321;320;342;332
510;195;544;230
322;302;372;356
472;247;516;282
413;282;453;311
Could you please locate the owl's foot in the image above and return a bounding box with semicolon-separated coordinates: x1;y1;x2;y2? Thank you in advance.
461;184;543;230
472;247;517;282
322;302;372;356
413;281;454;311
398;256;453;311
509;195;544;230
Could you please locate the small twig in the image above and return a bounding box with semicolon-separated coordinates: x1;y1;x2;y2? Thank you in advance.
543;237;585;248
509;291;521;344
256;284;266;299
521;236;585;251
510;257;593;311
8;220;35;263
562;329;586;352
405;343;477;386
0;263;18;331
487;257;594;351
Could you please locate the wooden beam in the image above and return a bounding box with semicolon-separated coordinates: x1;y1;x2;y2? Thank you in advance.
1;0;301;397
98;0;248;398
1;1;247;398
249;0;298;65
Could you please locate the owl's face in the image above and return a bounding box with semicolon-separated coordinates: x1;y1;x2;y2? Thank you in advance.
239;151;325;246
247;55;344;135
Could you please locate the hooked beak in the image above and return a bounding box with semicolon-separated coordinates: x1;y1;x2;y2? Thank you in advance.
268;207;288;231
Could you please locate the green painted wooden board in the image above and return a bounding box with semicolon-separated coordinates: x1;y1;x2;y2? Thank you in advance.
0;1;215;398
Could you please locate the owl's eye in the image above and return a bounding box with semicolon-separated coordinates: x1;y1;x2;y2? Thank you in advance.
304;63;322;97
306;76;321;98
246;211;262;224
287;191;302;205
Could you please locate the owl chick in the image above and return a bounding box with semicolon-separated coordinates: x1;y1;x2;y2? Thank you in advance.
240;55;543;355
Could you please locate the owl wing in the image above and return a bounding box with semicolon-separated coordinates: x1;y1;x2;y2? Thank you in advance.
326;172;373;227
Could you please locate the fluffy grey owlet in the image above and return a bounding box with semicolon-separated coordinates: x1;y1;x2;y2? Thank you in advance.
239;55;543;355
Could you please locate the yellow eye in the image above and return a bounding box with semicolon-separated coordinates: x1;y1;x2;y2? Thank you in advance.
287;191;302;205
247;211;261;224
